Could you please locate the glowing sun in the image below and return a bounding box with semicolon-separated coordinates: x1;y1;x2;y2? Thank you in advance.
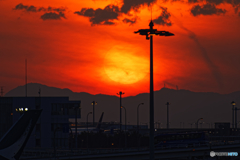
104;48;148;84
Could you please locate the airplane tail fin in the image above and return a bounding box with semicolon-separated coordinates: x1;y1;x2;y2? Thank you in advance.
0;109;42;160
96;112;104;130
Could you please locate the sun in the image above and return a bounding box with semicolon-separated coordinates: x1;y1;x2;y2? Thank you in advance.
104;47;148;84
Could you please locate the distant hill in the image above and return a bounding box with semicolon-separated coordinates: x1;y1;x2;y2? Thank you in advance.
4;83;240;128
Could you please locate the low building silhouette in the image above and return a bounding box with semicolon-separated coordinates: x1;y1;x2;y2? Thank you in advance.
0;97;81;149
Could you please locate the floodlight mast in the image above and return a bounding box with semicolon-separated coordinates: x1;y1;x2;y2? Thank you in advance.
134;21;174;160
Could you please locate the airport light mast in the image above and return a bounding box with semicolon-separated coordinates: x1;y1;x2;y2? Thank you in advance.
134;20;174;160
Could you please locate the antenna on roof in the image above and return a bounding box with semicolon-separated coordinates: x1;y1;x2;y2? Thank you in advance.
25;59;27;97
38;88;41;97
0;86;4;97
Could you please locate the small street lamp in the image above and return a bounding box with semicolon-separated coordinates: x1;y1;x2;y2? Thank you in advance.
121;106;127;148
87;112;92;149
231;101;236;128
166;102;170;129
91;101;97;126
117;91;124;132
189;123;192;128
137;103;144;133
196;118;203;129
235;107;240;128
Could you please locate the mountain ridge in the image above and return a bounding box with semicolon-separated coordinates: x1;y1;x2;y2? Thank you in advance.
4;83;240;128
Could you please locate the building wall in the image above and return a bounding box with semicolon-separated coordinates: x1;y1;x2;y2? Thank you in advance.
0;97;13;139
0;97;81;149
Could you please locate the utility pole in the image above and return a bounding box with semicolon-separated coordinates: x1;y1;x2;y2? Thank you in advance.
117;91;124;132
166;102;170;129
91;101;97;126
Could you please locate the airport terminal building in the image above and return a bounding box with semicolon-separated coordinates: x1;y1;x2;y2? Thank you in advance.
0;97;81;149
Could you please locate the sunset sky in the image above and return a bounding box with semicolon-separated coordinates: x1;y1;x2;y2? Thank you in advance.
1;0;240;97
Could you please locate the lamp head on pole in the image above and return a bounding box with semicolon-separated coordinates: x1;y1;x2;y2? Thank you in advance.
231;101;236;106
149;20;154;27
91;101;97;105
134;22;174;40
88;112;92;115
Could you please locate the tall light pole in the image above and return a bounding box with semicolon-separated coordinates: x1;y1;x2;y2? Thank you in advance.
121;106;127;148
91;101;97;126
189;123;192;128
137;103;144;133
134;21;174;160
54;127;61;160
166;102;170;129
117;91;124;132
196;118;203;129
87;112;92;149
231;101;236;128
235;107;239;129
74;105;80;149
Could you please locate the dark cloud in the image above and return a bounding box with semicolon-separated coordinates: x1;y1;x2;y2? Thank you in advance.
38;7;46;12
188;0;201;3
74;0;157;25
232;0;240;5
14;3;67;20
122;17;137;25
234;6;239;13
75;8;95;17
47;6;66;12
27;5;37;12
191;3;226;16
14;3;66;13
205;0;225;5
103;21;115;25
153;7;172;26
74;5;119;25
192;0;240;6
121;0;157;14
40;12;66;20
14;3;29;11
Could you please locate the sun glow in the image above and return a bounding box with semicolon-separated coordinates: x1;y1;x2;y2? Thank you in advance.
104;47;148;84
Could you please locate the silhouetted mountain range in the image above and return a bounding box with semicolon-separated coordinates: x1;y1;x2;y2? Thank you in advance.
4;83;240;128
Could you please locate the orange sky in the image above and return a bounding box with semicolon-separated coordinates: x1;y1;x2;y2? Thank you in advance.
0;0;240;97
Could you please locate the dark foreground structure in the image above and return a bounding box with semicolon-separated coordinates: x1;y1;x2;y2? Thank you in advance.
0;110;42;160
